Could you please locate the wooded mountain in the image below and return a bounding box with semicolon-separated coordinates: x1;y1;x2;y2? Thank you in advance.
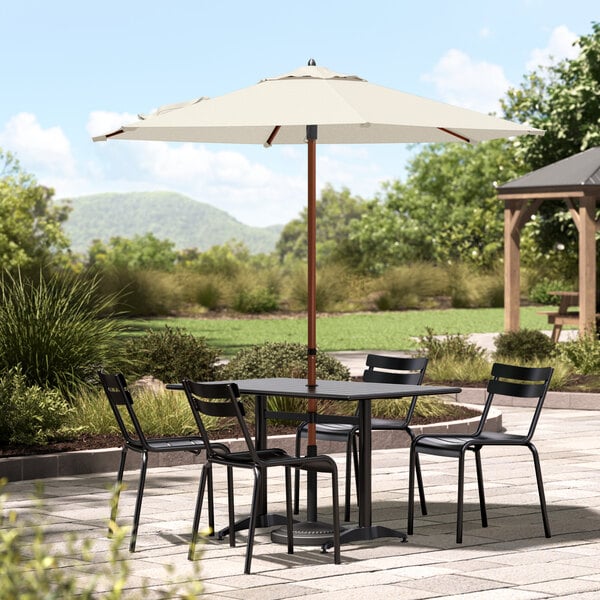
61;191;282;254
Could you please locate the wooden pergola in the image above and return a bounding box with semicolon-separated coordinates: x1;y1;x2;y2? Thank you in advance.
498;147;600;336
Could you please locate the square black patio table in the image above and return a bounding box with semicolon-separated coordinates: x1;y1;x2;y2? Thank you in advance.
172;377;461;549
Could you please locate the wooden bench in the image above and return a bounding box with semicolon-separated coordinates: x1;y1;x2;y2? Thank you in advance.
539;291;579;342
539;291;599;342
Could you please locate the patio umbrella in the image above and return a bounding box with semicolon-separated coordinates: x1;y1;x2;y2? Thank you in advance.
93;62;543;524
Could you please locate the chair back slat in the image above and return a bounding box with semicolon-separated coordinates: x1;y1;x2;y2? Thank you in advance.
183;380;257;461
362;354;428;420
476;363;553;439
98;371;148;448
487;379;548;399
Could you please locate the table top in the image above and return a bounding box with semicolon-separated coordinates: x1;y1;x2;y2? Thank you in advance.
170;378;461;400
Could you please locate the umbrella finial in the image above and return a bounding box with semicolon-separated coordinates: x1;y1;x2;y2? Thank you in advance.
308;58;316;66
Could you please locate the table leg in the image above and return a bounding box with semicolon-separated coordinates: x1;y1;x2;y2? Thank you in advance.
322;398;407;550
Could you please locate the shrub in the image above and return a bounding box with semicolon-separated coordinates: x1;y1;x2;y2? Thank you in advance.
232;287;279;313
224;341;350;381
494;329;556;362
223;342;350;417
417;327;486;362
373;264;449;311
0;366;72;445
191;273;224;310
125;326;221;383
527;277;574;305
95;266;183;316
285;264;350;312
448;264;504;308
0;270;126;397
555;332;600;375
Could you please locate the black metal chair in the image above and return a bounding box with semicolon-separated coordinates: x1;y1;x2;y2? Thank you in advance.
98;371;227;552
407;362;554;543
294;354;429;521
182;379;341;574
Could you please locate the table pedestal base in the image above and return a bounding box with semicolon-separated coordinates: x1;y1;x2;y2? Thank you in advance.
270;520;339;546
321;525;407;551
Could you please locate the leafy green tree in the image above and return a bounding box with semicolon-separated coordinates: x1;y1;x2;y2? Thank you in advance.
502;21;600;169
276;185;367;265
502;22;600;274
87;232;178;271
348;140;523;273
0;149;70;270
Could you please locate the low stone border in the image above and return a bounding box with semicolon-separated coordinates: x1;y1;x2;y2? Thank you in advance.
3;386;598;483
1;402;498;483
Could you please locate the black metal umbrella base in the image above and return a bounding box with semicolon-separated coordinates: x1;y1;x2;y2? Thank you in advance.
270;520;341;546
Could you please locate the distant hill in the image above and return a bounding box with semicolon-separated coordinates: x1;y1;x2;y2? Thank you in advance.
61;191;283;254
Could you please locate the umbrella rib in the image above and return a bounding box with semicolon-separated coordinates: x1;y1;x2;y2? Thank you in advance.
438;127;471;143
264;126;281;147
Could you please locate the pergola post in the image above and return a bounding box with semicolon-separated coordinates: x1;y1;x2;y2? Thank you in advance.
504;199;521;332
579;195;597;335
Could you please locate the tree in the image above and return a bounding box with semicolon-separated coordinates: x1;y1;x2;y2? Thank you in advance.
87;232;178;271
502;21;600;170
0;149;70;270
502;21;600;273
276;185;367;265
348;140;524;273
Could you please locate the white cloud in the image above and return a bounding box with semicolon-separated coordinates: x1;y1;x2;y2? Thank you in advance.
86;110;139;138
526;25;579;71
0;112;76;176
421;49;510;114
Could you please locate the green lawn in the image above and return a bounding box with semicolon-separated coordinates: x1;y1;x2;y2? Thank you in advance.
126;306;558;357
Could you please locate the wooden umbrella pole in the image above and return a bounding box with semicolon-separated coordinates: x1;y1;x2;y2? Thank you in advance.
306;128;318;447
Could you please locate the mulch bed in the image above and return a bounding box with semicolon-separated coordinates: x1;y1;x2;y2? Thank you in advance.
0;406;478;458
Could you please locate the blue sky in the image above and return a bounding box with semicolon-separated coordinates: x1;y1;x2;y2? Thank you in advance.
0;1;596;227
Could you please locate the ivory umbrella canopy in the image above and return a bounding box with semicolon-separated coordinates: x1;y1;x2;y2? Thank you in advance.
93;60;543;446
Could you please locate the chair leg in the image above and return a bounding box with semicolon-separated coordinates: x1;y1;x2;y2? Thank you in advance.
207;463;215;535
109;446;128;535
285;467;294;555
227;466;235;547
352;432;360;508
244;467;261;574
344;434;354;522
474;449;487;528
331;468;341;564
130;452;148;552
188;464;208;560
529;444;551;538
293;431;302;515
414;453;428;516
407;445;416;535
456;453;465;544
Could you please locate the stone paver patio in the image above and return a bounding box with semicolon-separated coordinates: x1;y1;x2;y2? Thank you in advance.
3;403;600;598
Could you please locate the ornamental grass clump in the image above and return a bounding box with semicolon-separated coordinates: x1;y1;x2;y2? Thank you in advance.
0;270;125;398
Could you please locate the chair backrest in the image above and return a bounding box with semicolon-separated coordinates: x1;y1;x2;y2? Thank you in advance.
362;354;429;421
477;362;554;439
98;371;148;448
182;380;257;461
363;354;428;385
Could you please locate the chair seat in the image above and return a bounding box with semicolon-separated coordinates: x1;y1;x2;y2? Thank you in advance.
214;447;288;464
297;422;356;441
370;417;409;430
144;436;206;452
416;432;529;457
